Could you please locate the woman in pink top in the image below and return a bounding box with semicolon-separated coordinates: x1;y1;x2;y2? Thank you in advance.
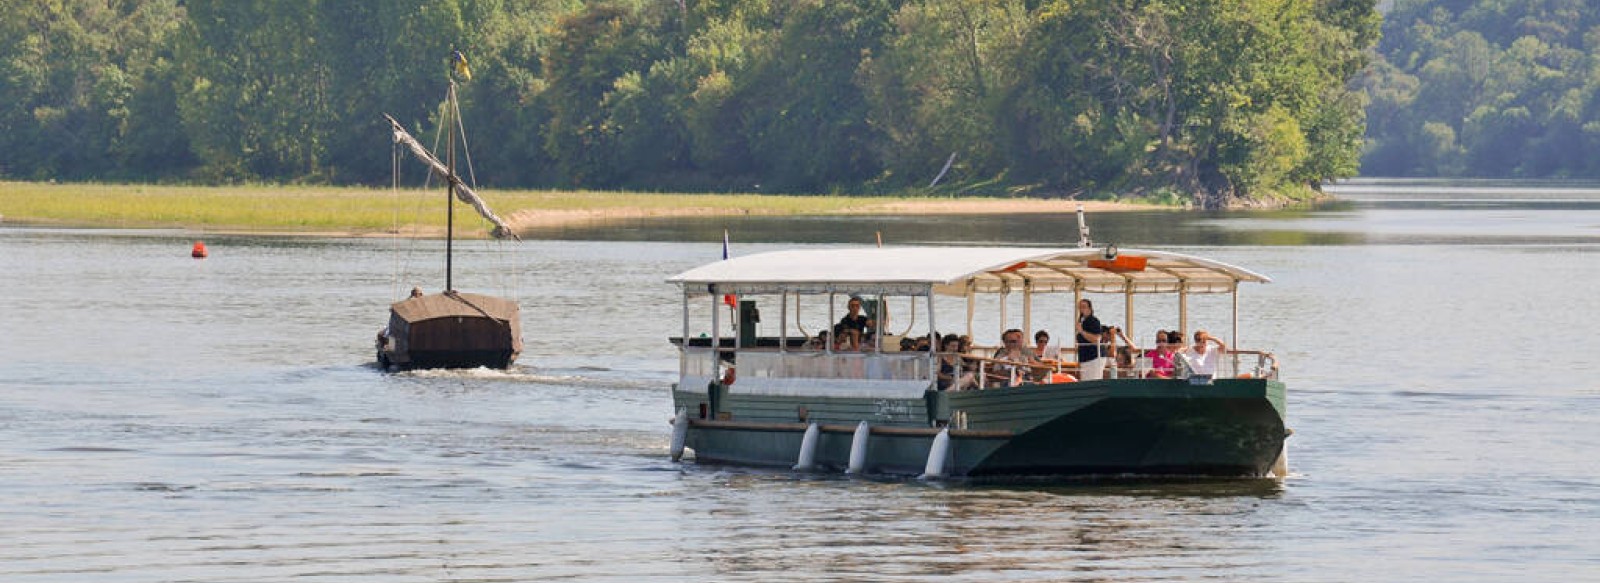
1144;330;1177;378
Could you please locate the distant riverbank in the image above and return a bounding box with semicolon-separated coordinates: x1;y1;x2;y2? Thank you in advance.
0;182;1161;237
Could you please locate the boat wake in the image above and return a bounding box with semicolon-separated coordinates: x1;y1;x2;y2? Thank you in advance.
393;365;672;391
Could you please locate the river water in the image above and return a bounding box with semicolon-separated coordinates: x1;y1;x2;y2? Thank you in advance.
1;181;1597;581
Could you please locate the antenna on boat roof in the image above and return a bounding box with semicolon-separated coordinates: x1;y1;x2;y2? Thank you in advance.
1076;205;1093;248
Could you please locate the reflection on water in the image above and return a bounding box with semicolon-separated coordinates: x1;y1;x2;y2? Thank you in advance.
1;181;1598;581
679;472;1289;581
691;468;1316;582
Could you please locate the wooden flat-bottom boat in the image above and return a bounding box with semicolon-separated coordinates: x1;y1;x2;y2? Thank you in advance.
373;77;523;372
378;291;521;370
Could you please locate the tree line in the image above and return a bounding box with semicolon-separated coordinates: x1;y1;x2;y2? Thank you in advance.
0;0;1380;207
1361;0;1600;178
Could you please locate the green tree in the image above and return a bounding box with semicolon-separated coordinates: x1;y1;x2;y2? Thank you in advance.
174;0;333;181
540;2;678;187
456;0;579;186
858;0;1032;188
1363;0;1600;178
1000;0;1155;192
677;13;774;187
732;0;894;192
0;0;1382;202
173;0;484;183
0;0;188;180
314;0;482;184
992;0;1373;206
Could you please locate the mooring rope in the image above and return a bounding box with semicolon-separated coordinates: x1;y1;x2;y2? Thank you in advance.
445;290;513;329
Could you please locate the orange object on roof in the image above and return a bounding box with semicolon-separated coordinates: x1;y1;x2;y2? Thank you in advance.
1087;255;1146;272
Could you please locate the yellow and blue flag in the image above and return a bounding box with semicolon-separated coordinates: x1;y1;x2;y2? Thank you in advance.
451;50;472;81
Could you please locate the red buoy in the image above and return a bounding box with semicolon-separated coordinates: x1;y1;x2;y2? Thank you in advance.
191;241;208;258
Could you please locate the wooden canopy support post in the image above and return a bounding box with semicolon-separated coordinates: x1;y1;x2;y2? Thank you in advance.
999;281;1009;338
926;286;938;386
965;281;975;339
875;288;886;353
1124;275;1135;342
1178;283;1189;341
711;285;722;380
1022;278;1033;341
794;293;809;339
1231;282;1241;375
827;291;836;355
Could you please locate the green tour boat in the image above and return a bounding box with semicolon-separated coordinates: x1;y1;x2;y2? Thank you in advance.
666;235;1288;479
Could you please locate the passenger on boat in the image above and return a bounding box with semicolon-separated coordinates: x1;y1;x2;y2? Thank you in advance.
1104;326;1139;377
990;328;1042;386
1143;330;1177;378
1033;330;1059;361
1179;330;1228;376
835;295;874;350
409;286;424;298
1075;299;1108;380
936;335;976;391
1166;330;1185;371
804;330;832;350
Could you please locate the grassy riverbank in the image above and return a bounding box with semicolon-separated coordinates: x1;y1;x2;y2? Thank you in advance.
0;181;1158;237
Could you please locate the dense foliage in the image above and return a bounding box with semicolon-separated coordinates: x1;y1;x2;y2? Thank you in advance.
0;0;1377;206
1361;0;1600;177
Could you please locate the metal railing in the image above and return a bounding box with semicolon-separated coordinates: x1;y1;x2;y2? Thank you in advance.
680;346;1278;391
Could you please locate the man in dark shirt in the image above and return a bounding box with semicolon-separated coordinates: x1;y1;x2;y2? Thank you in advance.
836;295;873;350
1075;298;1107;380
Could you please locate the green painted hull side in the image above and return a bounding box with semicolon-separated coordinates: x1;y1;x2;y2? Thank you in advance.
966;379;1286;476
671;378;1287;477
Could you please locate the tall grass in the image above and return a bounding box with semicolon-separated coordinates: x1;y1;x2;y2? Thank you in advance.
0;182;909;235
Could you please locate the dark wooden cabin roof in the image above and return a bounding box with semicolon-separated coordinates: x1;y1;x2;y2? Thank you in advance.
389;292;519;324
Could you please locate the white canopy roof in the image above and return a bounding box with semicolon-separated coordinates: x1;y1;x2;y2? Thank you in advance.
668;246;1270;296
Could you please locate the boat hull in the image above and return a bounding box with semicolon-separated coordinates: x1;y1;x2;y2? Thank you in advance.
381;346;518;370
672;378;1286;478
